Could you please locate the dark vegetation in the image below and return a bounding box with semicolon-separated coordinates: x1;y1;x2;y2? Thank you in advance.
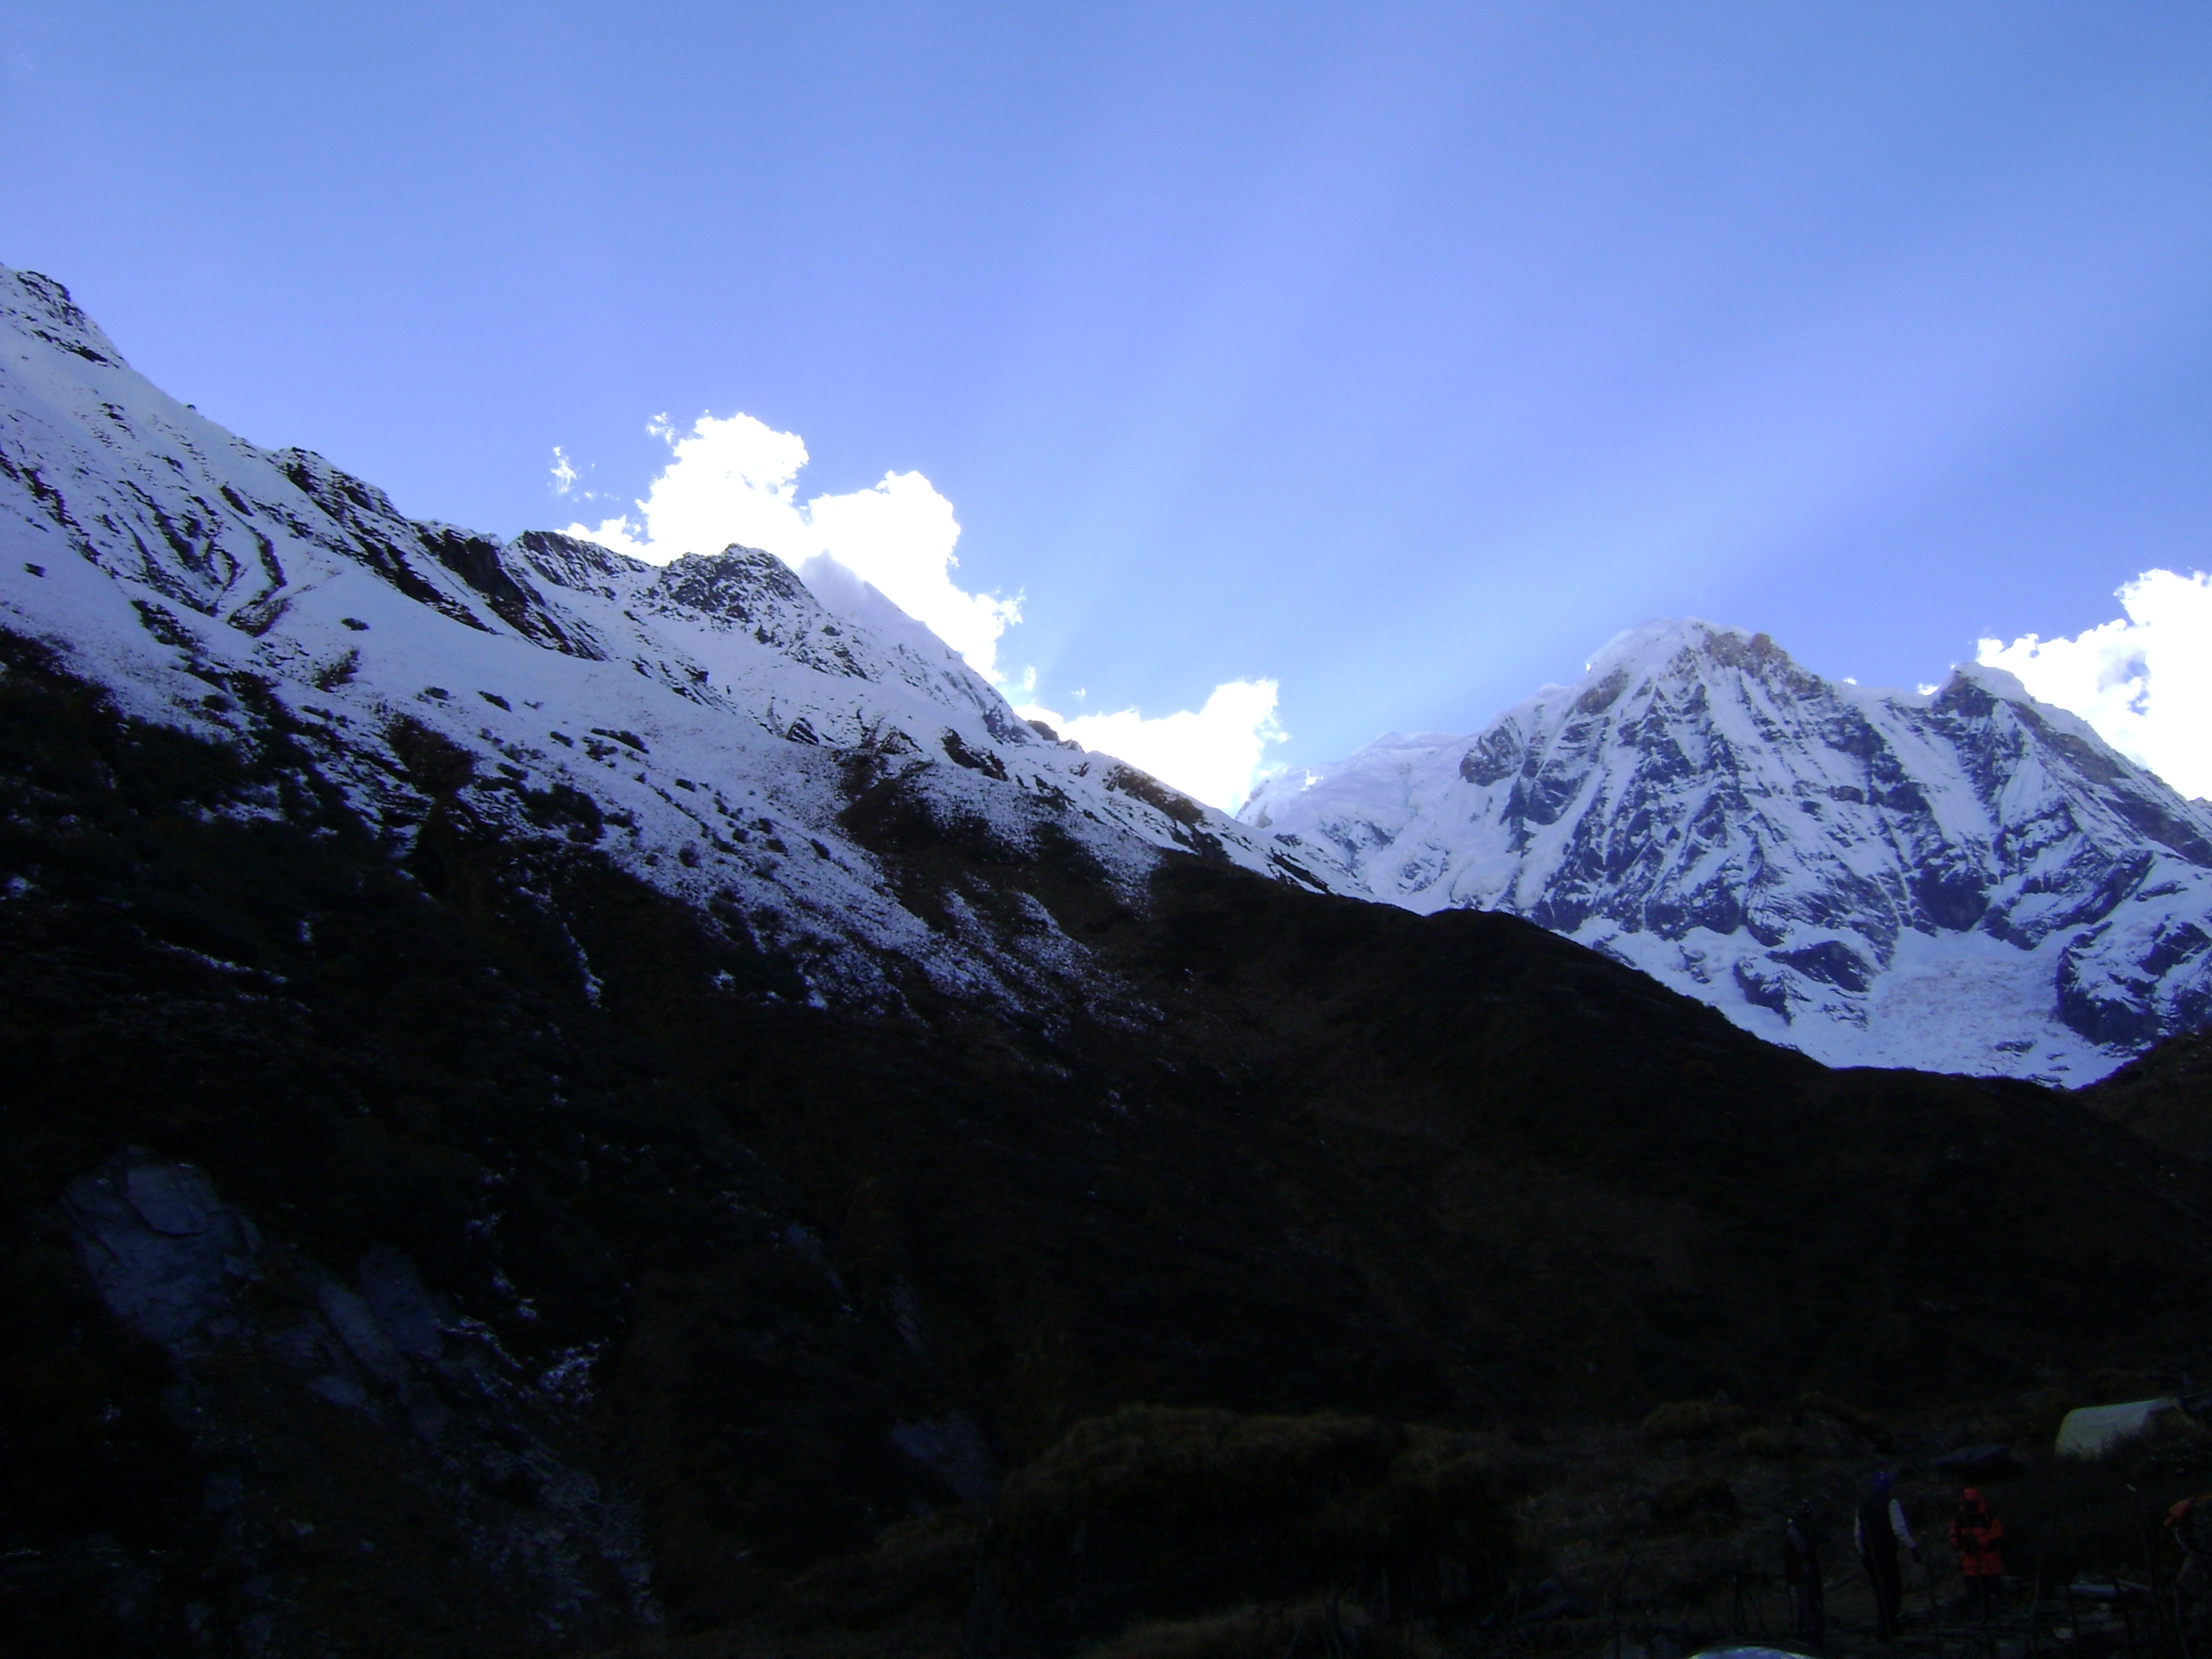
965;1407;1516;1656
2081;1023;2212;1164
4;628;2212;1657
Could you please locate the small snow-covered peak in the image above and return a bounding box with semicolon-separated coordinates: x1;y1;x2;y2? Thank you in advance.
1944;660;2030;703
1357;730;1465;755
650;544;821;629
271;446;409;523
1555;617;1834;717
1583;616;1756;675
1927;662;2116;751
798;552;958;662
0;266;130;370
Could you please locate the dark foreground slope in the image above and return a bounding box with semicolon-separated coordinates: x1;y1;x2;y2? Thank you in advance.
6;633;2212;1658
2080;1022;2212;1162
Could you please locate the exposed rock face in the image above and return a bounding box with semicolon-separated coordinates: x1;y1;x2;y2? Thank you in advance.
63;1154;263;1352
888;1413;998;1508
1241;621;2212;1082
55;1151;655;1648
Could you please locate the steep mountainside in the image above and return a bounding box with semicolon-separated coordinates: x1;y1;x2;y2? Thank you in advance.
0;264;1328;1022
1242;620;2212;1084
8;268;2212;1659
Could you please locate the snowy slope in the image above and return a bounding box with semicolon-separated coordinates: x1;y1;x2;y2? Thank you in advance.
1242;620;2212;1083
0;266;1328;1014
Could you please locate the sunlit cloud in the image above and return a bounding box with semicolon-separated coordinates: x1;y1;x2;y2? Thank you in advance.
565;411;1020;679
1978;567;2212;800
562;413;1287;798
549;446;579;496
1020;680;1287;813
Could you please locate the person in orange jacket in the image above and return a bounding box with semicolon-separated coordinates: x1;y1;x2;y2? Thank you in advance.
1949;1488;2005;1619
2167;1493;2212;1632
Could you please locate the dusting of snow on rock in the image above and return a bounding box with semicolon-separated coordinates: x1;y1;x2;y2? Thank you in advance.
1241;619;2212;1084
0;265;1327;1017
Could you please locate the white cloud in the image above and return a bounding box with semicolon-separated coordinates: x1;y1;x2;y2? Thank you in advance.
804;469;1021;678
1978;567;2212;799
549;446;578;495
1020;680;1287;813
561;412;1287;806
567;411;1020;679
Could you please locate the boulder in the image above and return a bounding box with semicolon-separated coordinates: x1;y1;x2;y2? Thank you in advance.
60;1148;261;1353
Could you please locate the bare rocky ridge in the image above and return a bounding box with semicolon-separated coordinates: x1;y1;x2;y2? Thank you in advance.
1242;620;2212;1083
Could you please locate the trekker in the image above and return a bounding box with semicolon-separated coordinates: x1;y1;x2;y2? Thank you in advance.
1856;1470;1920;1642
1784;1501;1827;1647
2167;1493;2212;1633
1949;1488;2004;1620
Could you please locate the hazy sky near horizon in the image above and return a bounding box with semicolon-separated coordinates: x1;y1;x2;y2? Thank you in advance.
4;3;2209;798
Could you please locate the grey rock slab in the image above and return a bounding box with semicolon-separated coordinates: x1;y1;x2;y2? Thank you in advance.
358;1245;447;1361
125;1161;221;1234
313;1280;404;1385
308;1371;371;1412
62;1150;260;1353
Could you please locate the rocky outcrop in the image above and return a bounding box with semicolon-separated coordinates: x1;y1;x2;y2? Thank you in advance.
63;1153;263;1354
55;1151;655;1653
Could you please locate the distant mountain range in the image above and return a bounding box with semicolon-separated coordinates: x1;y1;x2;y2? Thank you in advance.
1241;619;2212;1084
6;260;2208;1086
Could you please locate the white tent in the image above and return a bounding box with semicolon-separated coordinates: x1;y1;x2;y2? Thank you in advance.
2055;1398;2180;1460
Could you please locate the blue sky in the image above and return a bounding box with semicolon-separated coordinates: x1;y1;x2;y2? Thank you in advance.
4;3;2209;800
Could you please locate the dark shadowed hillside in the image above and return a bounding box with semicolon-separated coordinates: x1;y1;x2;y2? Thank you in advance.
2080;1020;2212;1161
6;630;2212;1657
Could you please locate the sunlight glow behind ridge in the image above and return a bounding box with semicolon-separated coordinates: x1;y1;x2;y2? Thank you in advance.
562;413;1286;810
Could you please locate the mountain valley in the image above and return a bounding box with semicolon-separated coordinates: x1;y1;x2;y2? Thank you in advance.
4;266;2212;1659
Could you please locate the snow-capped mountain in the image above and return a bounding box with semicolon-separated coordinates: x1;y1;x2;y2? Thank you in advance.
1241;619;2212;1083
0;265;1327;1014
12;263;2206;1087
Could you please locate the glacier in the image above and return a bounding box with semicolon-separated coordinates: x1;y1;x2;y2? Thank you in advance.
1241;619;2212;1084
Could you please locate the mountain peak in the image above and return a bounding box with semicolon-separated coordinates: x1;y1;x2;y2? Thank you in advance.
1;266;130;371
1245;622;2212;1082
1584;615;1759;670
